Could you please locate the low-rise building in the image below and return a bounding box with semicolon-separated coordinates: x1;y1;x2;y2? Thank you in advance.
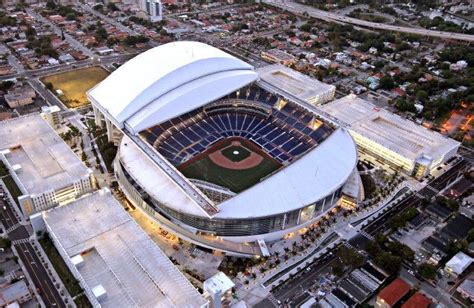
261;49;296;66
457;278;474;302
445;252;473;277
375;278;410;308
203;272;234;308
401;292;431;308
40;105;62;129
4;84;36;108
425;202;453;222
0;280;32;306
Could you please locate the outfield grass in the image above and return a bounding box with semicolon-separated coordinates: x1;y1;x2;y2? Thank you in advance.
180;156;280;193
41;67;109;108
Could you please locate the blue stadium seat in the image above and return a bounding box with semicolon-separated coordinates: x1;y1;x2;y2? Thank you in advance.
143;89;333;166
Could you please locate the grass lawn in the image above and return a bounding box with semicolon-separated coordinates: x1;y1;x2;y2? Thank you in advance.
221;145;251;162
0;161;7;177
180;154;280;193
41;66;109;108
2;175;22;205
74;294;92;308
39;234;87;300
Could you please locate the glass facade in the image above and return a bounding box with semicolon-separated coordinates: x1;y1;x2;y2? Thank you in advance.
117;159;344;237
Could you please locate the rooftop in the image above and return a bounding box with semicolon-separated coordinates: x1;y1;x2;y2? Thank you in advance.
203;272;234;295
402;292;431;308
425;202;453;220
0;114;91;196
0;280;30;306
441;214;474;240
457;278;474;296
377;278;410;306
88;41;257;133
401;292;431;308
43;189;207;308
445;252;473;275
321;95;460;162
257;64;335;104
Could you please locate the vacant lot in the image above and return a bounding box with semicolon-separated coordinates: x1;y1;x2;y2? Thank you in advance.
41;67;109;108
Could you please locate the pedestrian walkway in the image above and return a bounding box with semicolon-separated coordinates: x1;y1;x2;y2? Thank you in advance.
12;238;30;245
5;223;21;234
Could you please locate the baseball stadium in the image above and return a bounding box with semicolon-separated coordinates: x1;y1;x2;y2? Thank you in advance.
88;42;359;256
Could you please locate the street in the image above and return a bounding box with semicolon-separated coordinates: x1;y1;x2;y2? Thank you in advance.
0;187;66;308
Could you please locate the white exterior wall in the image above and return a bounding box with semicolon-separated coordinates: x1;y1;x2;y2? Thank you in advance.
350;130;415;172
306;86;336;105
18;174;94;216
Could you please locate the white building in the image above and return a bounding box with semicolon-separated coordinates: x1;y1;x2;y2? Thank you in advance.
321;94;460;177
40;105;61;129
445;252;473;277
42;189;208;308
203;272;234;308
140;0;162;22
0;114;94;216
257;64;336;105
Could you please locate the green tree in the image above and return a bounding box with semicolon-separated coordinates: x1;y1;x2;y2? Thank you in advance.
395;98;416;113
300;23;312;32
95;27;108;42
467;228;474;242
379;76;395;90
44;82;54;91
45;0;56;10
0;238;11;248
65;12;76;21
107;2;119;11
374;251;402;275
337;246;365;268
418;263;437;280
332;264;344;277
416;90;428;102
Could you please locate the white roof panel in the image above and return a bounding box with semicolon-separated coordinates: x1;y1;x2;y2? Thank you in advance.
321;95;460;161
43;190;207;308
88;41;257;132
0;114;91;196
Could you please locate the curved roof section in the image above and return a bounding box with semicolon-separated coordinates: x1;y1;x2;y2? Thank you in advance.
88;41;258;134
120;128;357;219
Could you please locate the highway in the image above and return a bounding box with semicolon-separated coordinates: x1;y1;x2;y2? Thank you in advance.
263;0;474;42
0;187;66;308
